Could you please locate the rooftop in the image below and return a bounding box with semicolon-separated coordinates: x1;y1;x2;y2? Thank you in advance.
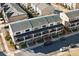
4;3;27;17
31;3;56;15
30;16;48;28
1;3;28;22
66;9;79;19
10;14;61;33
10;19;32;32
45;14;61;23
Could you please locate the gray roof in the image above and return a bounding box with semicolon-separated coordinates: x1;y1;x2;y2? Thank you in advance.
45;14;61;23
10;14;61;33
31;3;47;11
30;16;48;28
10;20;32;32
3;3;27;17
10;3;26;15
31;3;55;15
66;9;79;19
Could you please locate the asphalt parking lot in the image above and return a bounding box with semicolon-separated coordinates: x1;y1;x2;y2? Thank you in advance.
31;33;79;54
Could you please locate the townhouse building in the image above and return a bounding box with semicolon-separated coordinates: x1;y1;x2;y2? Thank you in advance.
9;14;64;49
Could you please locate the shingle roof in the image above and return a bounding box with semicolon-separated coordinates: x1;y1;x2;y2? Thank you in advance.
10;14;61;33
10;3;26;15
66;9;79;19
31;3;55;15
10;19;32;32
30;16;48;28
3;3;27;17
45;14;61;23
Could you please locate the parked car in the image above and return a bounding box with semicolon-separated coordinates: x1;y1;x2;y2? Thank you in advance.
59;37;66;41
59;47;68;52
44;41;53;46
69;43;77;48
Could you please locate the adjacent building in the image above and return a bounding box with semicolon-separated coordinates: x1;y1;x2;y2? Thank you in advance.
55;3;79;10
30;3;56;16
60;9;79;32
1;3;28;23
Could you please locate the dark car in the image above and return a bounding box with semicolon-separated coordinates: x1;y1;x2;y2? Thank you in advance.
59;37;66;41
44;41;53;46
70;44;77;48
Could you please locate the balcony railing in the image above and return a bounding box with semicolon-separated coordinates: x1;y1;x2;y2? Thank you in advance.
34;32;41;37
14;24;63;39
15;29;64;44
25;34;33;40
15;37;24;42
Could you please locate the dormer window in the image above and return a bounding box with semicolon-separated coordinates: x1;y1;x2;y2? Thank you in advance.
25;29;30;32
34;28;38;30
50;24;53;26
42;25;46;28
16;32;21;35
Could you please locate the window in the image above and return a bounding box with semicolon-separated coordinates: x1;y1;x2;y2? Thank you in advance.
57;27;63;30
42;25;46;28
25;29;30;32
34;28;38;30
34;32;41;37
16;32;21;35
50;28;56;32
25;34;33;40
16;37;24;42
42;30;49;34
50;24;53;26
77;23;79;25
70;24;75;27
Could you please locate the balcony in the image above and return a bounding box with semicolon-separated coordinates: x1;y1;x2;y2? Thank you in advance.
70;27;77;32
42;34;51;42
70;19;79;24
14;24;63;38
51;32;58;38
28;40;36;47
15;37;24;42
34;37;44;44
34;32;41;37
25;34;33;40
70;24;75;27
42;30;49;34
19;42;27;49
57;27;63;31
50;28;56;32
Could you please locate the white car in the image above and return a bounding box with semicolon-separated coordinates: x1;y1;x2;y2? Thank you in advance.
59;47;68;52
